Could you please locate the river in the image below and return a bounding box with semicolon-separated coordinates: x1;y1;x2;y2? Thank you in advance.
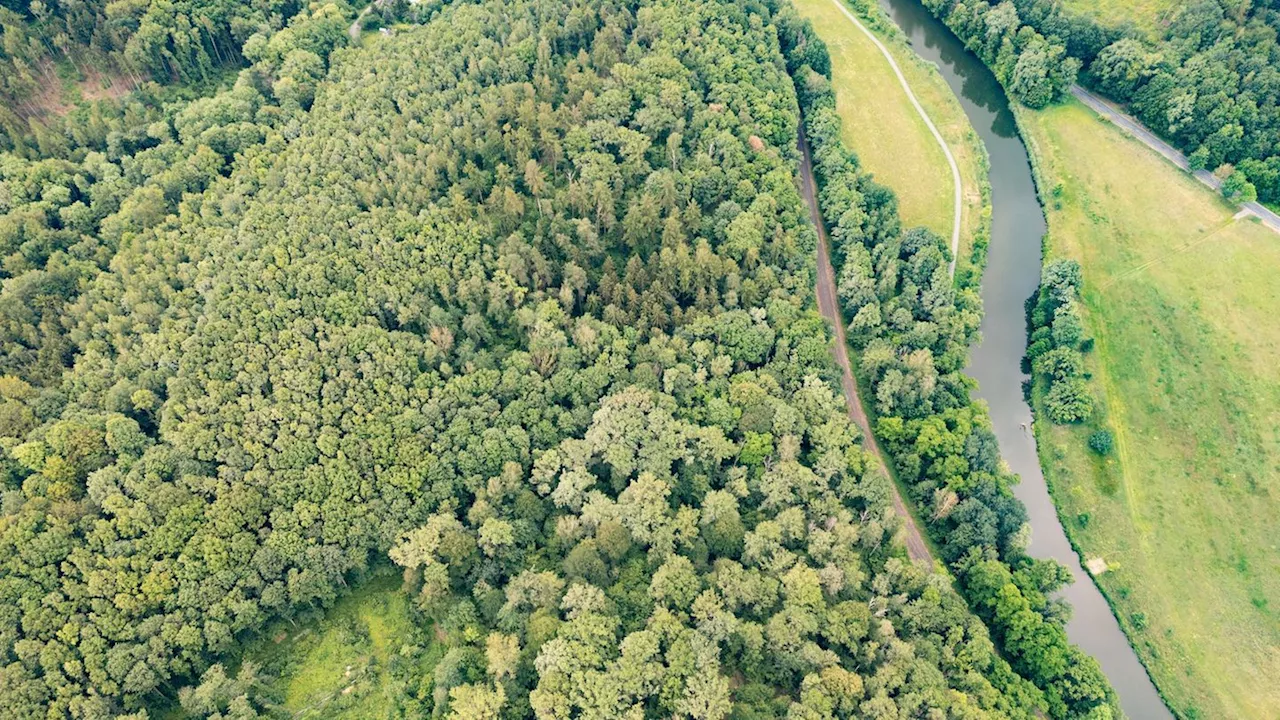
868;0;1172;717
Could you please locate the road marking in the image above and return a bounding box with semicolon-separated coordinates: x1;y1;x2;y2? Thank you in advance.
825;0;962;277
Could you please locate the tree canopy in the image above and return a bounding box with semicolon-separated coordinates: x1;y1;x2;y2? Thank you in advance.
0;0;1065;717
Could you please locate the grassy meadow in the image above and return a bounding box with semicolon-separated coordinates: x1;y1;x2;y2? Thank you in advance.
1021;100;1280;720
791;0;989;280
163;571;444;719
1059;0;1174;38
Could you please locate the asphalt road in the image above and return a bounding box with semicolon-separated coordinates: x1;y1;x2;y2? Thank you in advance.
798;131;936;567
1071;85;1280;235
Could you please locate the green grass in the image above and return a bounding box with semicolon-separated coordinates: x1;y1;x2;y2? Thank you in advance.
792;0;990;280
1058;0;1175;38
1020;99;1280;720
159;570;445;719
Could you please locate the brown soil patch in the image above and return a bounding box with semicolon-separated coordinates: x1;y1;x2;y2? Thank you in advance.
21;60;137;119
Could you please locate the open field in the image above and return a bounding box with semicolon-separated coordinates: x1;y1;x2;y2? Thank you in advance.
1021;99;1280;720
163;572;443;719
1059;0;1174;38
791;0;988;280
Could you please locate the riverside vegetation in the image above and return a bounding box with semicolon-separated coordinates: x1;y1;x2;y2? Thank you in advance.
910;0;1280;714
781;11;1117;717
924;0;1280;205
1021;98;1280;720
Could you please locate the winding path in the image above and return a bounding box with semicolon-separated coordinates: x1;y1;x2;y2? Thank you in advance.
1071;85;1280;235
798;132;935;566
825;0;962;276
349;6;368;40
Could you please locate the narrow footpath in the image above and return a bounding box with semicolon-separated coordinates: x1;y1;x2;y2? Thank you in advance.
798;133;935;566
349;6;369;40
824;0;962;277
1071;85;1280;235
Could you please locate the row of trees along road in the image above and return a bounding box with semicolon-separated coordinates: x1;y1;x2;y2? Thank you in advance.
0;0;1076;717
930;0;1280;204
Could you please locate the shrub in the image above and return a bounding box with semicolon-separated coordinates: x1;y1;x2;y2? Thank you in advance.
1025;338;1052;362
1032;347;1083;381
1087;429;1113;456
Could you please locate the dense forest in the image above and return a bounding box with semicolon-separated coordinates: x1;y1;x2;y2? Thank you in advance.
0;0;1118;716
923;0;1280;204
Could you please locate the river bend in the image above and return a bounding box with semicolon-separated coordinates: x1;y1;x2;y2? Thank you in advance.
869;0;1173;716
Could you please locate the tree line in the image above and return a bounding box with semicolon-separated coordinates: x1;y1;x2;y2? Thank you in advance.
928;0;1280;205
773;6;1119;718
1026;259;1092;426
0;0;1067;716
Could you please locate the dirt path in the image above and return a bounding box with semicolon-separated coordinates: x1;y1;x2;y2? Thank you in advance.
824;0;961;277
350;4;373;41
798;133;935;566
1071;85;1280;235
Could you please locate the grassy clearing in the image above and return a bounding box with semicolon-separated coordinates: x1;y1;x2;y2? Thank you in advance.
791;0;989;280
162;570;444;719
1020;99;1280;720
1059;0;1174;38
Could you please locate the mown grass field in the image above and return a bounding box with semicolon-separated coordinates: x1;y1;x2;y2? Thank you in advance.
1021;100;1280;720
163;571;444;719
791;0;989;280
1059;0;1174;38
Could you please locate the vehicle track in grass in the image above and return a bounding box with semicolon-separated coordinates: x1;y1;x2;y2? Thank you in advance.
823;0;962;277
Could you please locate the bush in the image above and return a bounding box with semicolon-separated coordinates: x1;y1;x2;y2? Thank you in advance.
1087;429;1113;456
1032;347;1082;381
1221;170;1257;204
1045;378;1094;424
1025;338;1052;362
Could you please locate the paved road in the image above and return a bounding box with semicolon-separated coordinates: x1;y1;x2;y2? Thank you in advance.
825;0;962;277
798;132;935;566
1071;85;1280;235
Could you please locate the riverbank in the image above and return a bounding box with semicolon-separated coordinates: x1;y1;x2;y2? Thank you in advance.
869;0;1176;716
791;0;990;284
1019;98;1280;720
